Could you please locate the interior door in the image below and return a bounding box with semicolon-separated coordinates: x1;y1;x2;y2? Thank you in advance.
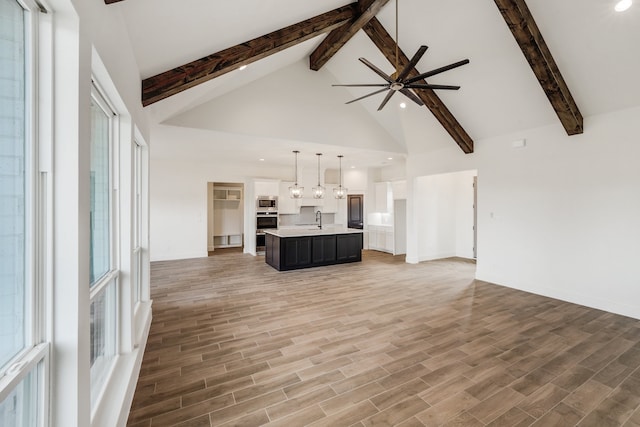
348;194;364;229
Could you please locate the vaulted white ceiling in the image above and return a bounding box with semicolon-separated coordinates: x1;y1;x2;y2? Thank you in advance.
115;0;640;168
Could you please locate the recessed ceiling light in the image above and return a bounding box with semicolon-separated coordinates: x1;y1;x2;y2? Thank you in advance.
615;0;632;11
239;65;248;71
259;158;265;162
351;166;356;169
388;157;393;160
399;102;407;109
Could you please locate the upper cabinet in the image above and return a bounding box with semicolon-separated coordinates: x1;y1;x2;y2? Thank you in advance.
254;180;279;198
320;185;338;213
278;181;299;214
392;180;407;200
374;182;392;213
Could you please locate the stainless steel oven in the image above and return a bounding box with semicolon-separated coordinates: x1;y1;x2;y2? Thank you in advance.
256;211;278;253
256;196;278;212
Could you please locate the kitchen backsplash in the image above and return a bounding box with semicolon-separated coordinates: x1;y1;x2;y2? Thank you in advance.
279;206;335;226
368;212;393;226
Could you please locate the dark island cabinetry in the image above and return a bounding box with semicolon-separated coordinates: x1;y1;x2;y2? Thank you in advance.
337;234;362;262
312;235;336;264
283;237;312;269
265;231;362;271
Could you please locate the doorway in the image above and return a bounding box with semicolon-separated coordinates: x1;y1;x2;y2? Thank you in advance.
347;194;364;229
413;170;477;262
207;182;244;254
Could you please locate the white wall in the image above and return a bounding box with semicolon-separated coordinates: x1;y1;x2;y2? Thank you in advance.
150;150;296;261
152;158;235;260
166;60;405;154
407;105;640;319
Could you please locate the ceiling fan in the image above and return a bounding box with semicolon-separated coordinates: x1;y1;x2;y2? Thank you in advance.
333;0;469;111
333;47;469;111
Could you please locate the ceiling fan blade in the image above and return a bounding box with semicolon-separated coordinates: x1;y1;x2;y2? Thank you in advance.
377;90;396;111
332;84;390;87
396;45;428;82
359;58;393;83
404;59;470;85
406;84;461;90
345;88;390;105
399;89;424;106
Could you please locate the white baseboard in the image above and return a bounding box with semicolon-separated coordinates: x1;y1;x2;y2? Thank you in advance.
150;251;208;262
476;273;640;321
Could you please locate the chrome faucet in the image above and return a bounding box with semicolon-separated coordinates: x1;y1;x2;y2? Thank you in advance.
315;210;322;229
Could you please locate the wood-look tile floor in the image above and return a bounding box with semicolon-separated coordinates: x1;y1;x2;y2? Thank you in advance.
127;251;640;427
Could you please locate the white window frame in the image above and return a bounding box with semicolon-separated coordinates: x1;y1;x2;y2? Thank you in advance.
0;0;52;425
88;50;153;426
132;140;142;306
131;131;150;350
88;81;120;410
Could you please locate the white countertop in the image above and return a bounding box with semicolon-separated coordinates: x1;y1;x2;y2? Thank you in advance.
265;227;364;238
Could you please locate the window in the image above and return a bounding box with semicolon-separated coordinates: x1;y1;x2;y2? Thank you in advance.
0;0;28;376
0;1;48;426
0;360;43;426
132;141;142;305
89;85;118;407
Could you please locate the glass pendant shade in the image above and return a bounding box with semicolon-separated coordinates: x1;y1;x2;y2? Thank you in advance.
289;185;303;199
289;150;303;198
312;153;325;199
333;186;347;199
334;155;348;199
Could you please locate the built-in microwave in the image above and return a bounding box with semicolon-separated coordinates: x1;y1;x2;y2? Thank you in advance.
256;196;278;212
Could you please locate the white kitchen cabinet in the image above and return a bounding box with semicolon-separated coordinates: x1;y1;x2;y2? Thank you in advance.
320;185;338;213
392;180;407;200
384;230;394;253
368;225;394;254
368;228;377;249
254;180;279;197
376;230;387;251
375;182;392;213
278;181;299;214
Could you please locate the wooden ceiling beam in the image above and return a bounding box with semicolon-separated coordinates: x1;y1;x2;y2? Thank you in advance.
142;4;357;106
362;17;474;154
309;0;390;71
494;0;583;135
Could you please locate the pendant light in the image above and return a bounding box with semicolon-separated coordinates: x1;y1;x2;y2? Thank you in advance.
333;155;348;199
289;150;303;199
312;153;325;199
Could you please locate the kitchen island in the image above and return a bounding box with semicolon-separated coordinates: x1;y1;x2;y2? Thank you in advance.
265;228;363;271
